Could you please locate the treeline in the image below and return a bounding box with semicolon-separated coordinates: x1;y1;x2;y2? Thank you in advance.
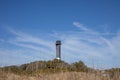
0;59;119;76
105;68;120;78
0;59;88;74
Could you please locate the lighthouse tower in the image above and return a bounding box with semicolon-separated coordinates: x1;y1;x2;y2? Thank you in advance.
56;40;61;60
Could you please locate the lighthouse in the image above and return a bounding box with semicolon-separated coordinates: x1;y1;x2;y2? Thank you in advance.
56;40;61;60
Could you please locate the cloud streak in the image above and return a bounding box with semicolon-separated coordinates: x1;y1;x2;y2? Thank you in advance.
0;22;120;69
73;22;90;31
56;22;120;68
7;29;55;54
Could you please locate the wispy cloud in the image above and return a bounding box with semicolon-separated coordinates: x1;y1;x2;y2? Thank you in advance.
0;22;120;68
0;48;53;66
8;29;54;48
7;28;55;55
0;28;56;66
53;22;120;68
73;22;114;49
73;22;90;31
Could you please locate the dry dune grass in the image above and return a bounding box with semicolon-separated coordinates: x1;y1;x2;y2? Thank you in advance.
0;64;120;80
1;71;119;80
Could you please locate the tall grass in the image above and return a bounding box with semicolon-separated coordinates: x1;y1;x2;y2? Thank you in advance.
0;62;120;80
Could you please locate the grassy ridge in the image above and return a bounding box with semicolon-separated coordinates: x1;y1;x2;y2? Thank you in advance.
0;59;87;74
0;59;120;80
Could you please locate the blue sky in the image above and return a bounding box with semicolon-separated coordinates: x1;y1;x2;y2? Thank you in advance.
0;0;120;69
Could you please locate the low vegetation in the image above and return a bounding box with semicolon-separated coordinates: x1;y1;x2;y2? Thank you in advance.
0;59;120;80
